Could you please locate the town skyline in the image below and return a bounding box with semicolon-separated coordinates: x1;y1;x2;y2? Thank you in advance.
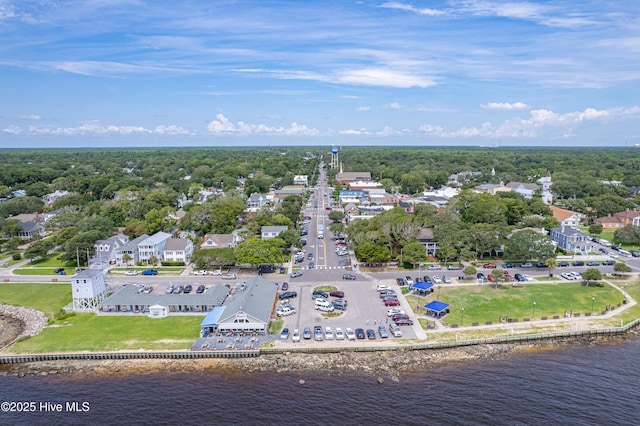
1;1;639;148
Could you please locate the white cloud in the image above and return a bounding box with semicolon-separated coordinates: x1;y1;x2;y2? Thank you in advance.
482;102;529;111
337;68;436;88
356;106;370;112
376;126;397;136
339;128;371;135
18;114;42;120
384;102;406;110
4;121;194;136
380;2;445;16
206;113;319;136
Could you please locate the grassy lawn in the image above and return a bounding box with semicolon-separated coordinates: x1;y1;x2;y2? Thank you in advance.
26;253;71;267
12;268;66;276
1;283;71;317
1;283;201;353
427;282;624;325
10;315;201;353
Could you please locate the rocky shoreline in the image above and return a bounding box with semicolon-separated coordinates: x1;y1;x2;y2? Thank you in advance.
0;305;48;350
0;334;630;379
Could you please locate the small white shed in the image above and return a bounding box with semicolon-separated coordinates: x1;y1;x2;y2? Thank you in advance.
148;304;169;318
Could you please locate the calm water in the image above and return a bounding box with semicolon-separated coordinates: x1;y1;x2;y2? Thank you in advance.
2;337;639;425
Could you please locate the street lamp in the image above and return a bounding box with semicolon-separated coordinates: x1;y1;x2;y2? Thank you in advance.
592;296;595;313
461;307;465;326
532;301;536;319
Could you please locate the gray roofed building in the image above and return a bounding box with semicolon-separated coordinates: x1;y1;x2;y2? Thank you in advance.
100;283;229;315
216;276;278;334
115;234;150;265
261;225;288;240
162;238;194;263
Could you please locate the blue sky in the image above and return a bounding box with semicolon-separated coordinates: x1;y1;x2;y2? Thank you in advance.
1;0;639;148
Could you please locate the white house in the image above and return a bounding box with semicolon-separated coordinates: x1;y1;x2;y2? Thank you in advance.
293;175;308;186
200;233;241;249
261;226;288;240
93;234;130;266
71;269;107;311
42;190;70;206
115;234;149;265
162;238;194;264
137;232;173;264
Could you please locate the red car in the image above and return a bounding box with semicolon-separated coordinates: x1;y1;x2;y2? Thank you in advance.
487;275;496;282
391;314;410;321
394;318;414;326
384;299;400;306
329;291;344;298
483;263;497;269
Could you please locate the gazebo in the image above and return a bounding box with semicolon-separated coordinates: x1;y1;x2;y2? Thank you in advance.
424;300;450;318
412;281;434;295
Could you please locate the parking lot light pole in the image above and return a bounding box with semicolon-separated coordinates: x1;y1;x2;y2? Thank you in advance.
532;301;536;319
592;296;595;313
461;307;465;326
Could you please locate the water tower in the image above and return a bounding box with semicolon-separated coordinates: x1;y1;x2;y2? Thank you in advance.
331;146;339;169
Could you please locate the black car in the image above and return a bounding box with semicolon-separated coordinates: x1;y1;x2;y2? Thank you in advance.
502;263;515;269
558;261;569;267
586;261;600;266
602;260;616;266
366;329;376;340
332;303;347;311
281;282;289;291
196;285;205;294
598;248;608;254
572;260;585;266
514;273;525;282
355;328;366;339
536;261;547;268
312;290;329;299
476;273;487;282
279;291;298;300
396;277;406;286
183;284;192;294
343;273;357;280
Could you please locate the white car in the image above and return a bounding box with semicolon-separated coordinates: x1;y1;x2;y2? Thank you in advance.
325;327;334;340
387;308;406;317
432;275;442;284
345;328;356;341
523;274;534;281
209;269;223;276
193;270;207;276
376;284;390;292
389;324;403;337
335;327;344;340
124;270;138;276
291;329;301;343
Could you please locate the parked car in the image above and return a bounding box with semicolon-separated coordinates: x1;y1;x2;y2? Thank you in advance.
514;273;525;282
427;264;442;270
279;291;298;300
290;271;303;278
342;273;356;280
193;270;208;275
312;289;329;299
572;260;585;266
392;314;410;321
54;267;65;274
355;328;366;339
558;261;570;267
586;261;600;266
196;285;206;294
335;327;345;340
324;327;334;340
124;270;138;276
329;290;344;298
520;262;533;268
598;248;608;254
385;299;401;306
394;318;414;326
165;284;174;294
378;325;389;338
291;329;301;343
366;329;376;340
173;285;184;294
502;263;515;269
345;328;356;340
387;308;405;317
442;275;452;284
183;284;193;294
602;260;616;266
376;284;390;292
483;263;497;269
476;273;487;282
389;324;403;337
141;269;158;275
405;276;414;285
314;326;324;341
303;327;312;340
396;277;406;286
447;264;461;270
432;275;442;284
281;282;289;291
280;328;290;340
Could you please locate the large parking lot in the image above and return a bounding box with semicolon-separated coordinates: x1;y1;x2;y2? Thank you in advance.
274;276;422;345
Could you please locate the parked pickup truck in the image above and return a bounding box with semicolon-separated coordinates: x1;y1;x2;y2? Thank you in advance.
221;273;237;280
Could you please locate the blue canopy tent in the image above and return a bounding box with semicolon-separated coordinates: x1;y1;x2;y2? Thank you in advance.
424;300;450;318
200;306;226;336
411;281;434;295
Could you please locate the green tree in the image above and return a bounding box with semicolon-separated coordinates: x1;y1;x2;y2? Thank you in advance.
613;225;640;246
581;268;602;285
503;229;555;263
233;238;283;268
328;210;345;223
23;239;55;261
122;253;132;267
2;236;21;252
613;261;632;274
401;240;427;268
355;241;391;265
588;223;603;237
